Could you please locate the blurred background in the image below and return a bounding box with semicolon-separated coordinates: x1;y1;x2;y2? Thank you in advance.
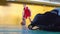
0;0;60;34
0;0;55;26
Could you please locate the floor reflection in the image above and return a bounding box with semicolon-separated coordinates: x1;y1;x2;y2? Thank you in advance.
0;25;60;34
21;25;60;34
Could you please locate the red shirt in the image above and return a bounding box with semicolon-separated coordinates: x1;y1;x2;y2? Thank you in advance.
23;7;31;19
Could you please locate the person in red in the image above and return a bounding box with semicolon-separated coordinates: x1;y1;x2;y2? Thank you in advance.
21;4;31;25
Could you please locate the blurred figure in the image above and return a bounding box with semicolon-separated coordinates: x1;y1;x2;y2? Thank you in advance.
21;4;31;25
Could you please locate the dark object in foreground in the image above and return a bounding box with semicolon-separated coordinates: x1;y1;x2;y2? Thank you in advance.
28;9;60;31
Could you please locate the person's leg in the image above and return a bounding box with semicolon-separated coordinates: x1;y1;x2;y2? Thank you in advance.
29;17;31;22
21;18;26;25
23;18;26;25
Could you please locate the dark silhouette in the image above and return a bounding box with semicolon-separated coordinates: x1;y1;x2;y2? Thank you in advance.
28;9;60;31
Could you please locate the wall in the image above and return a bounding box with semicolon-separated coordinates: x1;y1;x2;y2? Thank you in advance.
0;2;55;26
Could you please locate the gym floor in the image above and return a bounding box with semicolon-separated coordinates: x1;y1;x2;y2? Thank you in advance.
0;25;60;34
